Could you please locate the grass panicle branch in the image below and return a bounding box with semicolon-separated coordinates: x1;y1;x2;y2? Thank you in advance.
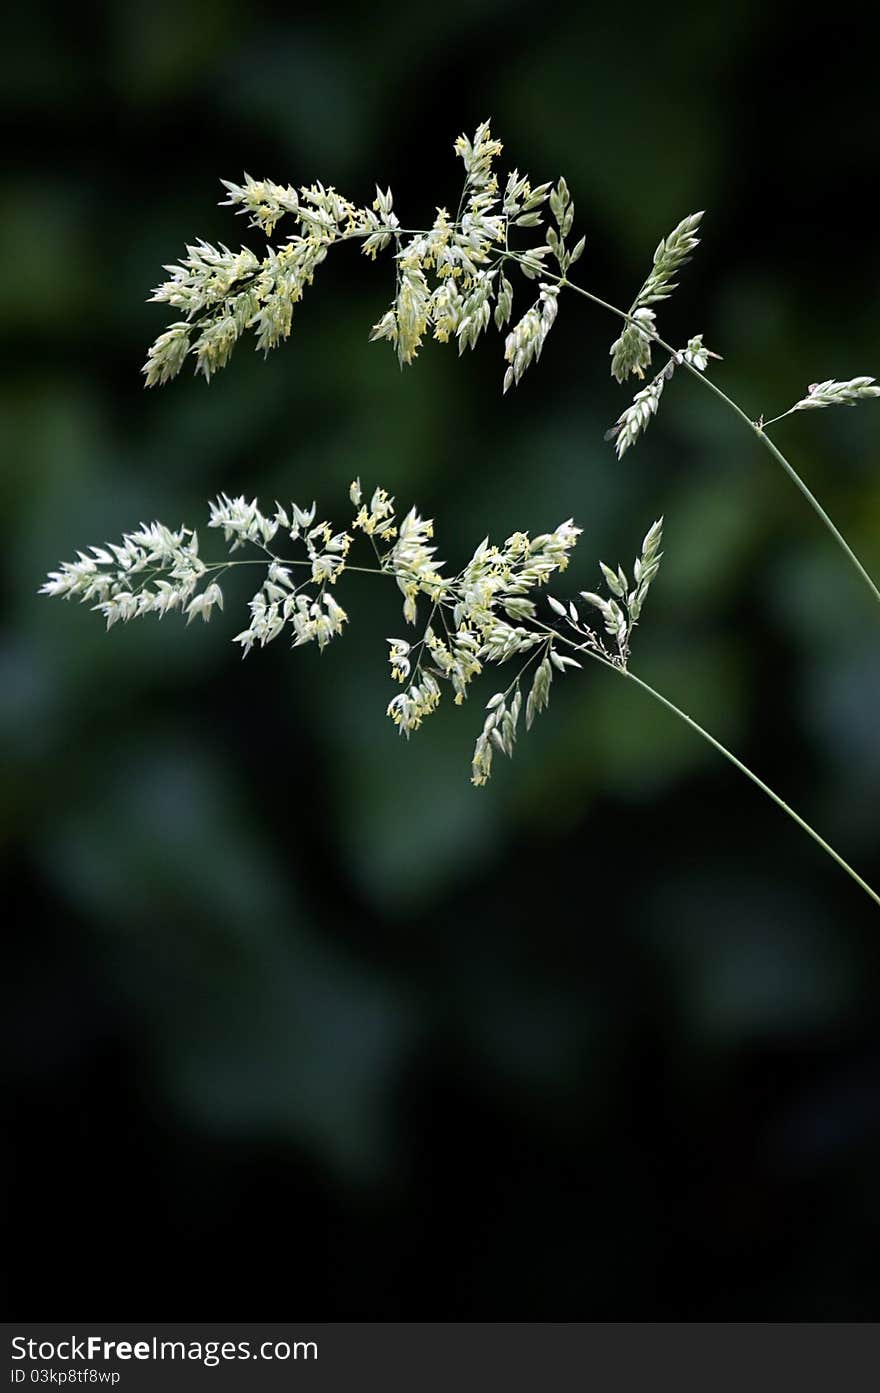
42;489;880;909
142;121;879;612
40;121;880;912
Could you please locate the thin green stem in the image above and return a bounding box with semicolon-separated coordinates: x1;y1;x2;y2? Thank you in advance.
622;667;880;909
205;557;386;577
513;256;880;609
533;617;880;908
501;632;551;703
760;409;795;430
679;363;880;609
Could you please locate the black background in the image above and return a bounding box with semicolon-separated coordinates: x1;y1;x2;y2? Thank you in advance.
4;0;880;1318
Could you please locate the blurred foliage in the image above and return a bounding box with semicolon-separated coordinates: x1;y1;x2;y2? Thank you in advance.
4;0;880;1318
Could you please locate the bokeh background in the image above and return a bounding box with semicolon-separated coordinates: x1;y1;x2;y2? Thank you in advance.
4;0;880;1319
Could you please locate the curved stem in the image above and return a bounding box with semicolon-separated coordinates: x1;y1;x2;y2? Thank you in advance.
534;617;880;908
523;261;880;609
622;667;880;909
680;365;880;608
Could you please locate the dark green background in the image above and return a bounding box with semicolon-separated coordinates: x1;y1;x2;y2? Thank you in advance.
4;0;880;1317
